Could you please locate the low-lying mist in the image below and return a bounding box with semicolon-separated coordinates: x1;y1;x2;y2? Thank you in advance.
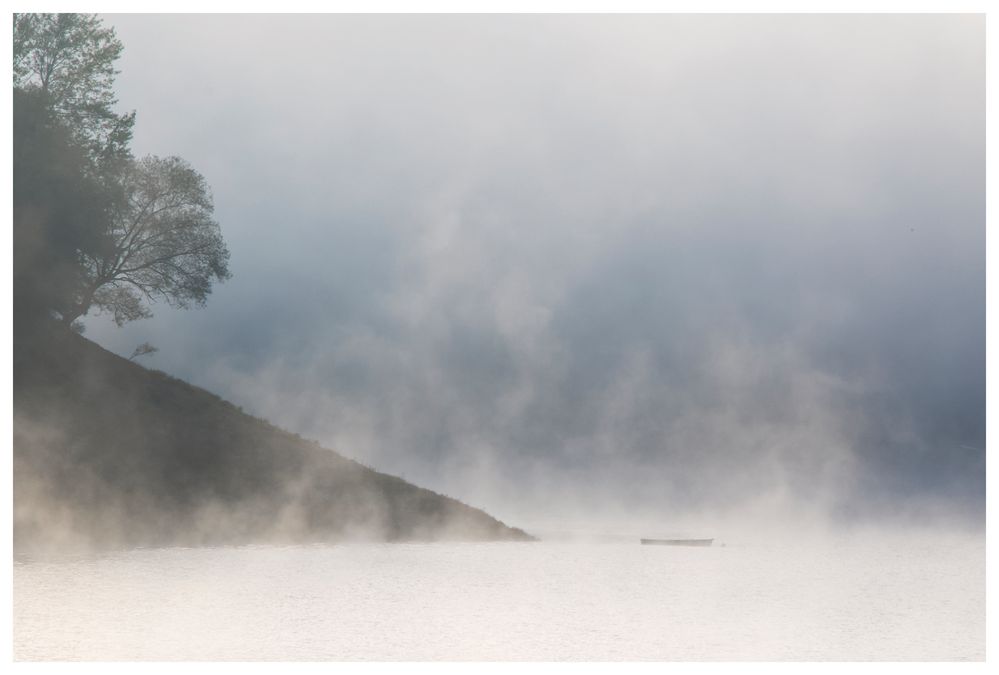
76;13;984;542
13;328;533;558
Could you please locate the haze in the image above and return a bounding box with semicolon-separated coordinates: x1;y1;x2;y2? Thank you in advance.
82;14;984;534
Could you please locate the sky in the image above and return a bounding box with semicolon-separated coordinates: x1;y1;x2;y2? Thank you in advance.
83;13;984;531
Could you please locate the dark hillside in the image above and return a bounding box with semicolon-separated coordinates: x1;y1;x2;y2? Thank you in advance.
14;325;533;555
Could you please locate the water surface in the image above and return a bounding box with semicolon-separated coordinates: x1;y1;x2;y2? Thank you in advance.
14;533;984;660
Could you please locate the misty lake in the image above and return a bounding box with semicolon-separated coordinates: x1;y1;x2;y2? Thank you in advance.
14;531;983;661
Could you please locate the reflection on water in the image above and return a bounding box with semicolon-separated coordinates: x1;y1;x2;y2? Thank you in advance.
14;533;984;661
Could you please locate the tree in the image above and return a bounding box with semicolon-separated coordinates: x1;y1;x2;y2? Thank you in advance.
13;13;135;170
64;155;232;326
128;342;159;361
13;87;111;329
13;13;130;329
13;13;231;329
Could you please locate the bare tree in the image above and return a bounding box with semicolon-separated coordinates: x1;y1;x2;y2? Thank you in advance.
128;342;158;361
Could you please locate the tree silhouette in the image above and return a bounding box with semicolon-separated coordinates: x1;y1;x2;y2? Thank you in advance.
13;87;109;327
13;13;134;169
13;13;230;328
66;155;231;326
128;342;158;361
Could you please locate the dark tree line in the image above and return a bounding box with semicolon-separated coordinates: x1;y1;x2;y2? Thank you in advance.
13;13;230;332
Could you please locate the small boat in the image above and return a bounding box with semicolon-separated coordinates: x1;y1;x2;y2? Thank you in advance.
640;538;713;546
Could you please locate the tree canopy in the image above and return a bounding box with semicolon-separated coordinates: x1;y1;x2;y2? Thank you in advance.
13;13;134;170
71;156;231;326
13;13;230;331
13;87;110;325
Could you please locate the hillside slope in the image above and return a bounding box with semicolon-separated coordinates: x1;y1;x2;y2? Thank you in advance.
13;326;533;555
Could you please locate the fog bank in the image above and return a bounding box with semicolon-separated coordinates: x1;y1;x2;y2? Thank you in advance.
86;14;984;530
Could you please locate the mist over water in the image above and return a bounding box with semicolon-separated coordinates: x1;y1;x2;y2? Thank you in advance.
14;531;983;661
84;13;984;531
13;12;985;663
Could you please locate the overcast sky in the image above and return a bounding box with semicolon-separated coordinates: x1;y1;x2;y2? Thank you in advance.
85;14;984;530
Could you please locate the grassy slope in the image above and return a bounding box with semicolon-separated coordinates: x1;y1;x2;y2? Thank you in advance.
13;326;533;554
